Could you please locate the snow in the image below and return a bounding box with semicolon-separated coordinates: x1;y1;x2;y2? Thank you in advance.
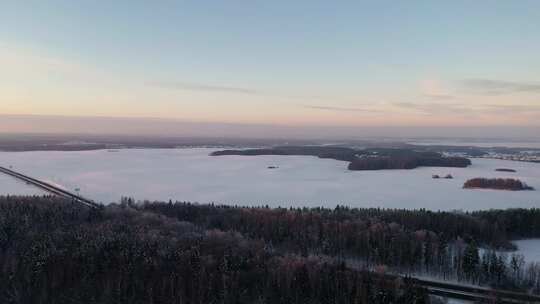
0;173;45;196
478;239;540;267
512;239;540;263
0;148;539;210
446;299;471;304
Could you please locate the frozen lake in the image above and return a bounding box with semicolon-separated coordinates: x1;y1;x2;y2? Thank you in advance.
0;148;539;210
481;239;540;264
512;239;540;263
0;172;44;196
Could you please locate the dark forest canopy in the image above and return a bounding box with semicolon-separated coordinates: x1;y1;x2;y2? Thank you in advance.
3;196;540;303
140;201;540;250
211;146;359;161
464;178;534;191
0;196;431;304
211;146;472;170
348;155;471;170
495;168;517;172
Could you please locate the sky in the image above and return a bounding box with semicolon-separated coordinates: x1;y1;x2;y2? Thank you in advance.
1;1;540;137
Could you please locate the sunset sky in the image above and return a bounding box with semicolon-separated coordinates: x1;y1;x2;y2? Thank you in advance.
1;1;540;136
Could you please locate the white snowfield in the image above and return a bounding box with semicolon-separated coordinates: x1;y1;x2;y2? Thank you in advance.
0;148;539;211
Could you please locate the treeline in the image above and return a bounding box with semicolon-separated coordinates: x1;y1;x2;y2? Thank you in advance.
0;196;430;304
142;202;531;251
464;178;534;191
140;201;540;293
211;146;472;171
473;208;540;239
348;155;471;170
211;146;359;162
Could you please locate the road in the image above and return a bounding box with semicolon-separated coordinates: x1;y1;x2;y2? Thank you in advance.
346;261;540;303
0;166;101;209
414;277;540;303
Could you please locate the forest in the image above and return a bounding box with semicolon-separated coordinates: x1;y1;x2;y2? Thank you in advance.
347;155;471;170
211;146;360;161
464;178;535;191
141;201;540;291
3;196;540;303
0;196;429;304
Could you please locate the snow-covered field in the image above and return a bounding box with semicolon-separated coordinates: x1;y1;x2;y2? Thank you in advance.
0;148;539;211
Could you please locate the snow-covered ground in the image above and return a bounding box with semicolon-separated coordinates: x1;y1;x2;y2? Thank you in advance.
0;148;539;210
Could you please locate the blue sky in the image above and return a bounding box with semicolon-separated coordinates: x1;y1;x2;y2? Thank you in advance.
1;1;539;133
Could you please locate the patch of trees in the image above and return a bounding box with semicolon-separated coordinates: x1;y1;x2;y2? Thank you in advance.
142;202;512;249
464;178;534;191
473;208;540;239
142;201;540;293
211;146;360;162
348;155;470;170
211;146;472;171
496;168;517;173
0;196;430;304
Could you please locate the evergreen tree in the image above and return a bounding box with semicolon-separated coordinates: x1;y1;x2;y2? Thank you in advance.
462;241;480;282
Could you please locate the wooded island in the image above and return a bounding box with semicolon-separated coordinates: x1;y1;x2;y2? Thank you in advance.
212;146;472;171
